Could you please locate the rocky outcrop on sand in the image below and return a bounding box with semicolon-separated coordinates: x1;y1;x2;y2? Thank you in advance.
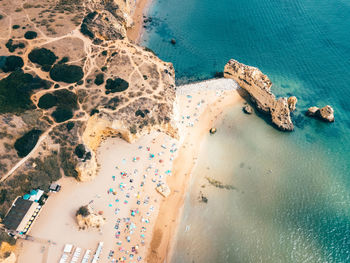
0;0;178;223
75;205;105;230
224;59;294;131
306;105;335;122
243;104;253;114
0;242;16;263
0;253;16;263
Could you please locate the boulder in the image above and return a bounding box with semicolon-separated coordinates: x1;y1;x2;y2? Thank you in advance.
287;96;297;111
224;59;294;131
318;105;334;122
306;106;319;117
243;104;253;114
306;105;334;122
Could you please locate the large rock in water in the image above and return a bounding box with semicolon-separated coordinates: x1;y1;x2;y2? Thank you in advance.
224;59;294;131
287;96;298;112
306;105;334;122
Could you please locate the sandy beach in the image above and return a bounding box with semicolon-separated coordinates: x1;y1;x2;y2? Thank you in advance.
147;79;242;262
16;78;242;262
127;0;152;43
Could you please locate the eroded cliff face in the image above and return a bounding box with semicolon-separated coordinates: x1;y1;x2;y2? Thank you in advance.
224;59;294;131
0;0;178;219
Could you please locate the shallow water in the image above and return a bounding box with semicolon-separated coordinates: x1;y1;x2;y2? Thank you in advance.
142;0;350;262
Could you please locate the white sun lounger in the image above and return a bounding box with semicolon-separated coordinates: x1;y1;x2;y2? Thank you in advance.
81;250;91;263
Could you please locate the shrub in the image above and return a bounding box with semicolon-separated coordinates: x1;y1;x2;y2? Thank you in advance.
50;64;84;83
14;129;42;157
80;24;94;38
38;89;77;113
28;48;57;67
66;122;74;131
94;73;104;85
74;144;85;158
105;78;129;93
54;89;78;109
38;93;57;109
24;31;38;39
5;39;25;53
1;56;24;72
51;107;73;122
90;108;99;116
12;25;20;29
58;56;69;64
0;70;38;113
76;205;89;217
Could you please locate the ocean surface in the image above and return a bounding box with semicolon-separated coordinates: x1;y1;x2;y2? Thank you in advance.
141;0;350;262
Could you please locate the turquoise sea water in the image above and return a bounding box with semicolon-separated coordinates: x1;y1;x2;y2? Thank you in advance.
142;0;350;262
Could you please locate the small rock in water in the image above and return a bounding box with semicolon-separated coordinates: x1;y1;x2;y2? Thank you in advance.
199;191;208;203
306;105;334;122
170;38;176;45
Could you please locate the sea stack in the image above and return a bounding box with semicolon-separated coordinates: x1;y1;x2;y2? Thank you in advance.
224;59;294;131
306;105;334;122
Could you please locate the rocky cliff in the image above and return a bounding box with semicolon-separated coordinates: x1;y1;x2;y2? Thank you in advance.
224;59;294;131
0;0;178;223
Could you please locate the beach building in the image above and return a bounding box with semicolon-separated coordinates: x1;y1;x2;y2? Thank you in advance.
49;183;61;192
2;197;40;235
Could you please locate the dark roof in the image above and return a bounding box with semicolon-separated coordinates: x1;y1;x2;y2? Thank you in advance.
3;198;34;231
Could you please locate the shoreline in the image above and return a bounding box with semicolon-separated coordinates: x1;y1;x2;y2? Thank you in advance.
127;0;153;43
147;80;243;262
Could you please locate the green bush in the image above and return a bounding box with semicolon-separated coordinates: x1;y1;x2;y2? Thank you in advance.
50;64;84;83
54;89;78;109
38;93;57;109
28;48;57;67
94;73;104;85
51;107;73;122
90;108;99;116
80;24;94;38
74;144;85;158
5;39;25;53
105;78;129;93
24;31;38;40
0;70;37;113
12;25;20;29
76;205;89;217
1;56;24;72
58;56;69;64
66;122;74;131
14;129;42;157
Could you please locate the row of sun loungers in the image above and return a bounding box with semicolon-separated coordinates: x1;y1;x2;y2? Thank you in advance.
59;242;101;263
